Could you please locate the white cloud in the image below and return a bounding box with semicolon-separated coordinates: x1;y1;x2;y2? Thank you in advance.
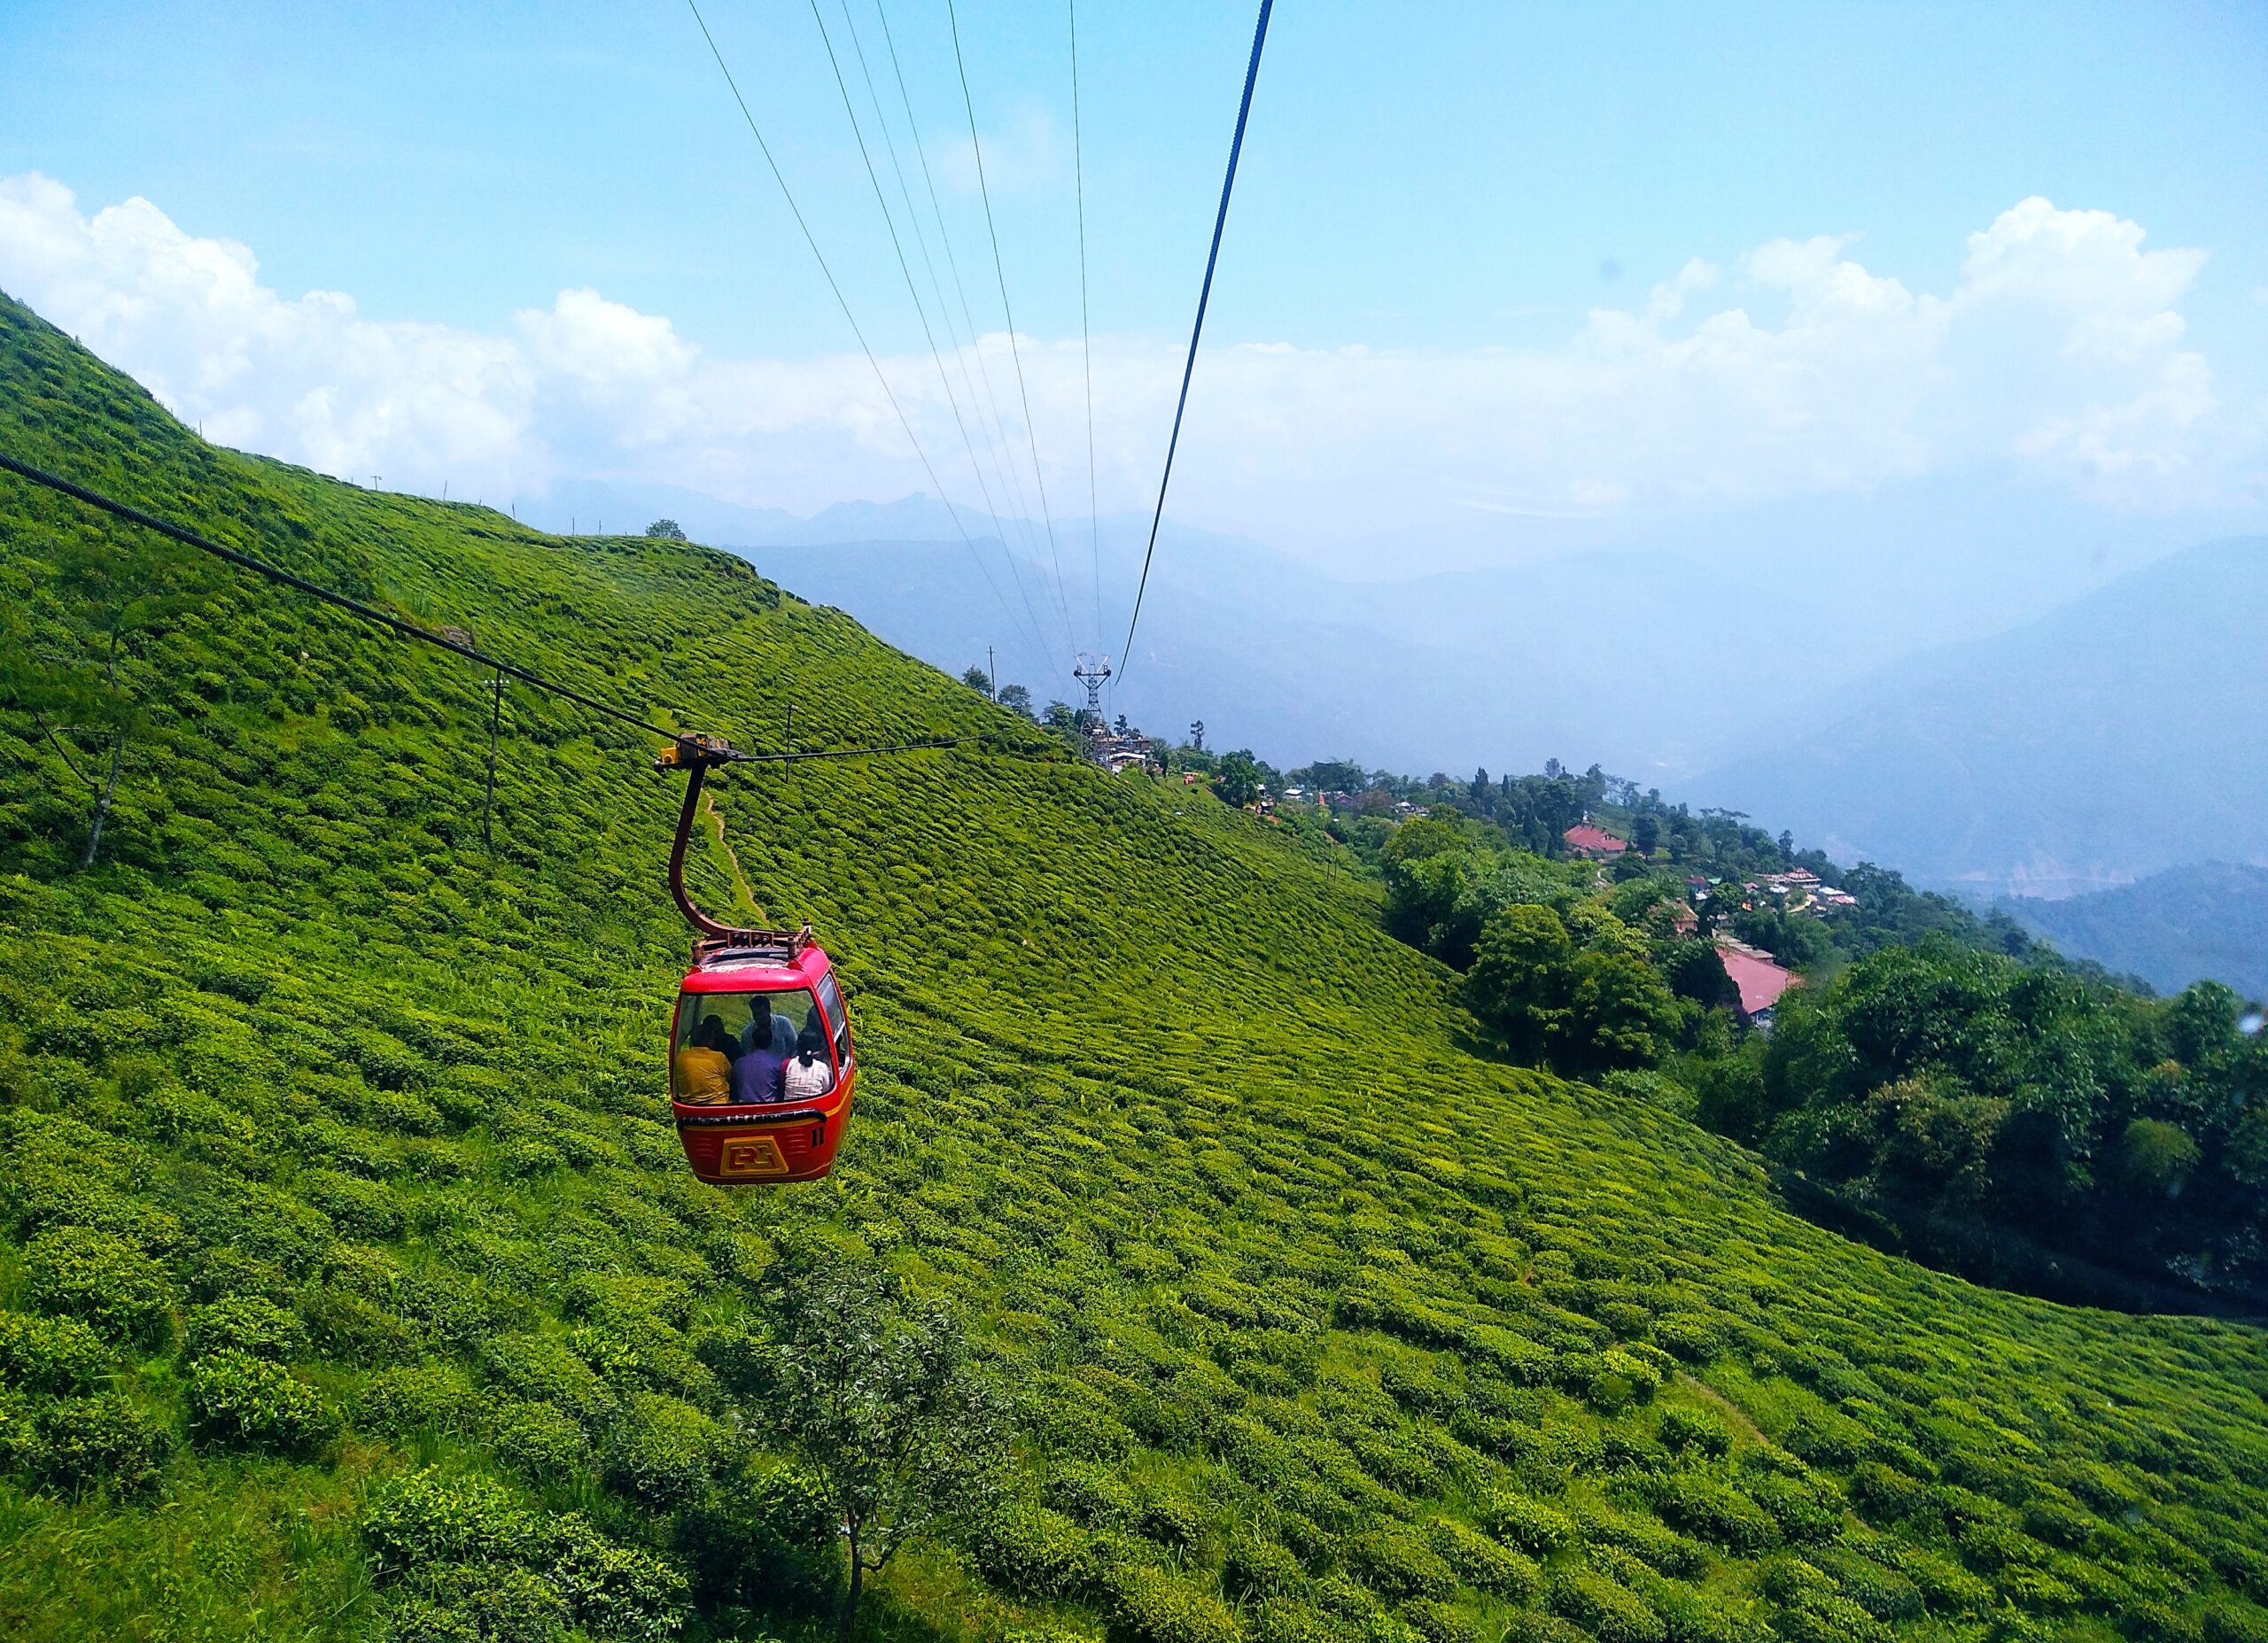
0;174;2250;546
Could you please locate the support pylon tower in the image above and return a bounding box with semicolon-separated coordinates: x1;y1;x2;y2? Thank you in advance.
1072;653;1113;723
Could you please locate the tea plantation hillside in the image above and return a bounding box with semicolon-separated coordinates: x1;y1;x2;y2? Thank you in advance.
4;291;2268;1643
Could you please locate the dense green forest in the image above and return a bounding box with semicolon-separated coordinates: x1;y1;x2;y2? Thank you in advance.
1290;771;2266;1309
5;292;2268;1643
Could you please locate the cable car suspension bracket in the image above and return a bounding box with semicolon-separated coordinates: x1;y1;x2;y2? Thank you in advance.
656;734;812;961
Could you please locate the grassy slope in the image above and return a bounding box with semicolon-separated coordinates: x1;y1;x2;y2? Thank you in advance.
3;292;2267;1643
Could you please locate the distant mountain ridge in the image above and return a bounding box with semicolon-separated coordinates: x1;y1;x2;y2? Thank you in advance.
2006;862;2268;1000
1697;536;2268;898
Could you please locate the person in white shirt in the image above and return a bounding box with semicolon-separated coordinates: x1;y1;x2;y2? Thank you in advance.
782;1025;835;1103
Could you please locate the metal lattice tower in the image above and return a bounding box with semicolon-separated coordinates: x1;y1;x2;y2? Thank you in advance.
1072;653;1114;720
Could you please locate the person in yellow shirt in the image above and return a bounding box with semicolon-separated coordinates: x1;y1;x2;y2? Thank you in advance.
673;1014;734;1105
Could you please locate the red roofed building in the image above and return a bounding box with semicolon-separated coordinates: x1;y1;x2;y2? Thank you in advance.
1564;823;1627;859
1716;940;1798;1024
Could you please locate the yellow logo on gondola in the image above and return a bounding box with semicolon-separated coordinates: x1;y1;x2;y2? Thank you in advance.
718;1134;789;1178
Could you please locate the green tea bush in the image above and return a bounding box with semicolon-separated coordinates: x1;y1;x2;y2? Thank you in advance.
672;1466;838;1615
186;1349;338;1453
23;1391;172;1498
20;1225;177;1345
1345;1523;1460;1600
1223;1531;1308;1600
300;1168;406;1241
1427;1516;1542;1600
600;1393;723;1510
971;1499;1098;1598
390;1563;570;1643
544;1513;689;1639
488;1398;594;1479
1484;1492;1579;1555
365;1469;540;1573
183;1293;307;1360
358;1363;480;1437
1653;1315;1723;1363
1658;1407;1732;1459
479;1332;618;1428
1646;1471;1783;1552
1550;1568;1668;1643
1248;1598;1339;1643
1103;1564;1241;1643
1507;1610;1600;1643
1402;1595;1485;1643
0;1307;109;1393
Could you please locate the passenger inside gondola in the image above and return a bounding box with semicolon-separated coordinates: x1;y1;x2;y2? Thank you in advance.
674;1014;734;1105
783;1024;835;1101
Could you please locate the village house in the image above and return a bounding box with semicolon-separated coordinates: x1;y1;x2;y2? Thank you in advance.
1564;822;1628;859
1715;938;1799;1029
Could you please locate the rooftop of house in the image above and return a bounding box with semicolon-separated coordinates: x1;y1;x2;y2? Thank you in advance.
1565;823;1628;856
1716;939;1798;1017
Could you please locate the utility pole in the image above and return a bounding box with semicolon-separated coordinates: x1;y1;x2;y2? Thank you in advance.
987;646;996;699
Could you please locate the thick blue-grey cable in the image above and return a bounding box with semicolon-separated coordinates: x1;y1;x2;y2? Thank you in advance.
1116;0;1274;686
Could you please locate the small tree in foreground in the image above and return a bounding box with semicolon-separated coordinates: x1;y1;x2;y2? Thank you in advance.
753;1252;1007;1642
645;518;687;540
959;664;992;698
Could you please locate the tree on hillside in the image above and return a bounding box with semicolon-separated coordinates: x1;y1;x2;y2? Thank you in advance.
1467;904;1577;1061
959;664;992;698
997;684;1035;719
645;518;687;540
744;1253;1007;1643
1212;748;1263;808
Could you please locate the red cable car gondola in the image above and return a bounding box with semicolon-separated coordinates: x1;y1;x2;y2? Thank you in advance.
657;737;857;1184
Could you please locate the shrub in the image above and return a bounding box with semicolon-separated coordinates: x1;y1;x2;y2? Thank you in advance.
601;1393;722;1510
673;1466;838;1615
184;1294;307;1360
1654;1315;1722;1362
1402;1596;1484;1643
392;1563;569;1643
544;1513;689;1639
26;1392;171;1498
1551;1569;1668;1643
1658;1407;1732;1459
1649;1472;1782;1552
1428;1517;1542;1600
1248;1599;1338;1643
2203;1607;2268;1643
301;1286;421;1366
1346;1523;1459;1600
1485;1492;1578;1555
1744;1469;1842;1546
973;1499;1098;1598
1224;1531;1308;1600
1105;1566;1241;1643
365;1469;538;1576
21;1226;177;1345
488;1399;593;1480
0;1308;109;1393
1810;1547;1923;1622
480;1332;617;1428
186;1350;338;1453
358;1365;479;1437
1849;1462;1933;1523
1774;1592;1890;1643
301;1169;406;1240
1506;1613;1596;1643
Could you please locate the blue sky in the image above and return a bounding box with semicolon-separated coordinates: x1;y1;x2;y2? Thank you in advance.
2;0;2264;584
